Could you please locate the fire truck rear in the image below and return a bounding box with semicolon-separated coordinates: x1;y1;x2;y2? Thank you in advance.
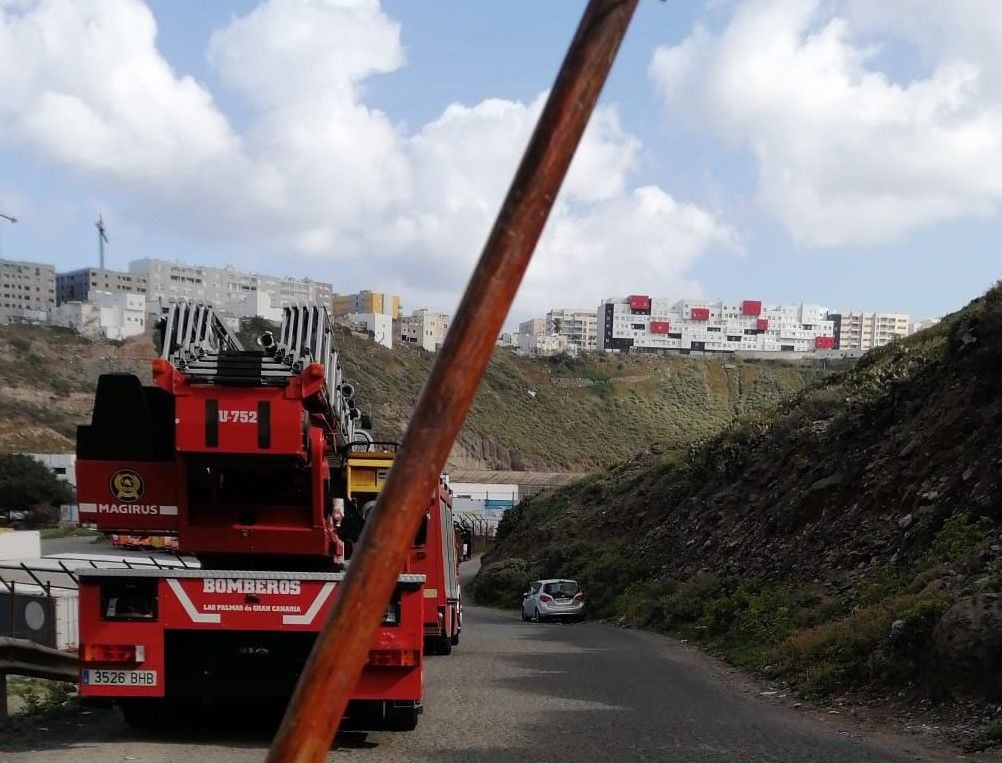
75;303;425;730
341;450;462;655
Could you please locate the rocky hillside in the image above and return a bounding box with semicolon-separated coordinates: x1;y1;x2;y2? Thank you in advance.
0;326;152;453
336;330;826;471
0;321;824;471
472;283;1002;748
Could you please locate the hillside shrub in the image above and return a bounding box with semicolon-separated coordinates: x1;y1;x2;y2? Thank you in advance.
934;513;993;561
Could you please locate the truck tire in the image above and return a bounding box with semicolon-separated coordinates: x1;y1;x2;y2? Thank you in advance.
450;631;460;647
436;634;452;655
383;702;420;732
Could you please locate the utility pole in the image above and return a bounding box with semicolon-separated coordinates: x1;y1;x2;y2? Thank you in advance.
95;215;108;269
0;210;17;258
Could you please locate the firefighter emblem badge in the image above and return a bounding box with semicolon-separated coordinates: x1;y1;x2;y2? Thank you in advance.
110;469;145;503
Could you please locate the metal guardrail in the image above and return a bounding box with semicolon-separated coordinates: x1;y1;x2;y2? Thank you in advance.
0;636;78;720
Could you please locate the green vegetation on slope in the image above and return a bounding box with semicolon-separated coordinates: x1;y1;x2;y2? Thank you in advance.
473;284;1002;729
337;333;827;471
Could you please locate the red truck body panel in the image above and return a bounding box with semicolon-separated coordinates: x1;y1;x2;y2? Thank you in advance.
78;570;423;702
408;481;460;644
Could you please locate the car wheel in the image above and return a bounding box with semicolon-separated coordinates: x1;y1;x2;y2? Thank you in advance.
533;607;542;623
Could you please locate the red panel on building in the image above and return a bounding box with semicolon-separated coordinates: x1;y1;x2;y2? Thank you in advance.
649;321;670;334
627;295;651;312
756;318;769;331
742;300;762;316
690;307;710;321
815;336;835;349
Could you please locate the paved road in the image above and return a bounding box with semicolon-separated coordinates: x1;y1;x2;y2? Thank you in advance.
1;563;957;762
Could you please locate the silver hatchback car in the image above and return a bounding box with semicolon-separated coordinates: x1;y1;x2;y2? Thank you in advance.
521;578;585;622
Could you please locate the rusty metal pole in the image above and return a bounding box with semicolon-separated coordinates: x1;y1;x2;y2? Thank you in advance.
268;2;638;759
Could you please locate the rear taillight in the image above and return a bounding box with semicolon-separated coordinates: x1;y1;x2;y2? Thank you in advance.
539;593;553;603
574;592;584;601
80;643;145;663
367;649;420;667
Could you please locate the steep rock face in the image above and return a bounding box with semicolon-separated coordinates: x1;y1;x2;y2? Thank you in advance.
488;285;1002;582
476;285;1002;701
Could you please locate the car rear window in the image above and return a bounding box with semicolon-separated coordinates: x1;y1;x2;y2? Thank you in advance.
544;581;579;597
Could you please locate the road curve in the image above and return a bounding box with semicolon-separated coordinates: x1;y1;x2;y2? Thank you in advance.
1;560;950;762
4;611;947;762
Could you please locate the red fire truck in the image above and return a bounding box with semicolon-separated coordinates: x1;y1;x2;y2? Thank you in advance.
339;449;461;655
74;303;428;730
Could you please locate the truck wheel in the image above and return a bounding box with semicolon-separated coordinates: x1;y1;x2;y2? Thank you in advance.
383;702;420;732
437;635;452;655
450;631;460;647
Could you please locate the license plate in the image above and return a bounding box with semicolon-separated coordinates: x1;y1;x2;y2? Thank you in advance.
82;669;158;687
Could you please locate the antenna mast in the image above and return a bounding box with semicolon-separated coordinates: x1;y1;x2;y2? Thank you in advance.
95;215;108;269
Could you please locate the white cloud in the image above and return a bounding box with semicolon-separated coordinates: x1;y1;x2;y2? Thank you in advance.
649;0;1002;247
0;0;735;319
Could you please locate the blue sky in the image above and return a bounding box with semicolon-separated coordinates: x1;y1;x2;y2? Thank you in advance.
2;0;1000;326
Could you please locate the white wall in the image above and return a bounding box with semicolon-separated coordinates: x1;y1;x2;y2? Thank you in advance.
347;312;393;349
26;453;76;489
0;530;41;561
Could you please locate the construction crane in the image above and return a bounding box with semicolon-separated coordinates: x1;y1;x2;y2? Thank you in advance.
0;209;16;257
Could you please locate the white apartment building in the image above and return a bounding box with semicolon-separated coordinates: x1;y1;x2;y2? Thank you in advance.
517;332;577;357
56;267;147;304
51;291;146;341
0;258;56;323
224;290;282;322
518;318;545;336
546;308;598;351
346;312;393;349
400;309;449;352
130;258;333;317
830;311;911;351
598;296;835;354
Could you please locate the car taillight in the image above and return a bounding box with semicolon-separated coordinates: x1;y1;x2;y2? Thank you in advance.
539;593;553;603
367;649;420;667
574;592;584;601
80;643;145;663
